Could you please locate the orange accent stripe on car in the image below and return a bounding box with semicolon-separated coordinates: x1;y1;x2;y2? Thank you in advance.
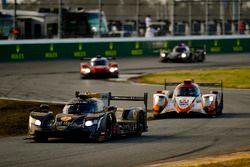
175;103;194;113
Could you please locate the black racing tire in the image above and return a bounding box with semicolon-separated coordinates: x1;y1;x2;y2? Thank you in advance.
217;101;223;115
80;74;90;79
105;117;112;140
160;58;168;63
215;100;220;116
97;115;112;142
34;135;48;143
134;112;144;137
80;74;85;79
197;53;205;62
111;74;119;78
188;53;195;62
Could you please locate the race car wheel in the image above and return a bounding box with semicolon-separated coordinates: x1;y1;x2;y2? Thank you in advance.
111;75;119;78
97;115;112;142
214;100;221;116
188;54;195;62
197;53;205;62
111;72;119;78
217;101;223;115
34;135;48;143
80;74;85;79
135;112;144;137
160;58;168;62
105;118;112;140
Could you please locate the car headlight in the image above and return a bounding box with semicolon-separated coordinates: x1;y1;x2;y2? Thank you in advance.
35;120;41;126
29;116;42;126
92;27;97;33
109;67;118;73
161;52;166;57
203;96;214;106
84;119;99;127
209;96;214;102
181;53;187;58
81;68;91;74
85;120;93;127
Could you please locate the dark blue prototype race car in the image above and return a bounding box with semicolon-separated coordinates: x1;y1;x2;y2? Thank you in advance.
28;92;148;142
160;43;206;62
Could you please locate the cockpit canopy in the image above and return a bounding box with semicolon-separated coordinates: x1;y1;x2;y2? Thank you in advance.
173;43;189;53
174;83;201;97
174;47;187;53
91;57;109;66
63;98;104;114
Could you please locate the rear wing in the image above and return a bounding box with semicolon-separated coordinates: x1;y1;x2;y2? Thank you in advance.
75;91;110;106
108;92;148;111
197;81;223;93
163;80;223;92
161;44;206;52
80;56;116;61
190;44;206;51
75;91;148;111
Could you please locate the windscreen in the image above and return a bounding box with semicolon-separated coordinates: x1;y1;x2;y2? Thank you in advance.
63;103;97;114
174;86;200;97
91;59;108;66
175;47;187;53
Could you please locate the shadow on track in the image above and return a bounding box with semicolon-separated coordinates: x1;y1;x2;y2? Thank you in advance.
215;112;250;119
152;113;216;119
25;134;172;144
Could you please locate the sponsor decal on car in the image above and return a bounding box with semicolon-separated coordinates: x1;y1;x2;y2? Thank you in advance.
61;116;72;122
179;99;190;106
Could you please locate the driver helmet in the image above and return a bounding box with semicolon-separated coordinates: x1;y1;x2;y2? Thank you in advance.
179;42;187;47
96;55;103;58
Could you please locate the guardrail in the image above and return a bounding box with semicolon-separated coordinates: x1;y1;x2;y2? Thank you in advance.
0;35;249;62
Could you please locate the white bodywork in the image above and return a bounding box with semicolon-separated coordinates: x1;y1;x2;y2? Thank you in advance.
152;81;223;116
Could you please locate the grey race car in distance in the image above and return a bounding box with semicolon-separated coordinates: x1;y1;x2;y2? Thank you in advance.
160;43;206;62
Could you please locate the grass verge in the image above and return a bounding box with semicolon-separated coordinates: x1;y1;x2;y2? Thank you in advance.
151;152;250;167
0;99;64;137
131;68;250;89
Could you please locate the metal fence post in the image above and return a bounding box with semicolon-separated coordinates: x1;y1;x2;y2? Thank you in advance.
98;0;102;38
58;0;62;38
136;0;140;37
205;0;209;35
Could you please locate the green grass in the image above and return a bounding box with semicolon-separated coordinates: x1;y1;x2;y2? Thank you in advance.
183;158;250;167
131;68;250;89
0;99;64;137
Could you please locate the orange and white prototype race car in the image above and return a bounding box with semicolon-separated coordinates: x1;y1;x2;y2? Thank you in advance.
152;80;223;118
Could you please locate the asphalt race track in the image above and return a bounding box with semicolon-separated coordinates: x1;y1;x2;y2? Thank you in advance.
0;54;250;167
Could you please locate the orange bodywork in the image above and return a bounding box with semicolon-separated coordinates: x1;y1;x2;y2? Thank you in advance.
152;105;161;113
202;96;217;115
175;103;194;113
152;96;168;114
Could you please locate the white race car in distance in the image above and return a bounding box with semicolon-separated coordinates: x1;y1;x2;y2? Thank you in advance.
152;80;223;118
